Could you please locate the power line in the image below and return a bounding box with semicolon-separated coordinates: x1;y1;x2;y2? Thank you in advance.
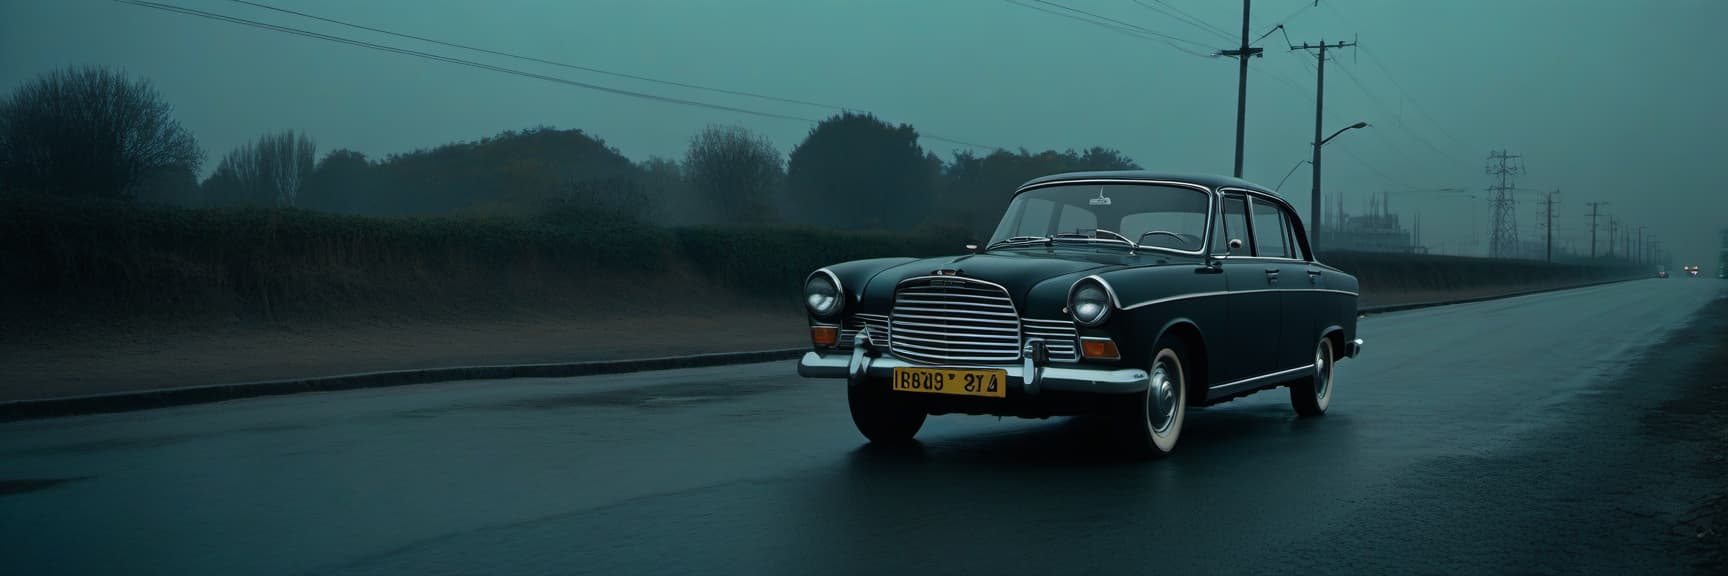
1285;54;1429;175
1004;0;1210;57
114;0;1007;151
1129;0;1236;43
1009;0;1218;57
1357;46;1469;150
1254;0;1314;41
1281;50;1444;175
1321;1;1470;152
1329;57;1469;168
1252;58;1424;179
1031;0;1215;47
1334;140;1413;189
1250;60;1309;94
220;0;853;112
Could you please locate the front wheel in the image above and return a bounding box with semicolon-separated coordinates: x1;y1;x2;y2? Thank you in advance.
1113;340;1188;457
848;383;926;444
1290;337;1335;417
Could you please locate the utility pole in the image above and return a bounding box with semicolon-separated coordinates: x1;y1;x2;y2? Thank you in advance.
1586;201;1608;258
1608;217;1619;258
1637;226;1645;265
1485;150;1525;259
1625;224;1634;261
1540;189;1560;262
1220;0;1264;178
1292;37;1358;250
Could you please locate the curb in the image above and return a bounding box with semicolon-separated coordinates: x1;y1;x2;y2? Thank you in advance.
0;348;807;423
0;276;1652;423
1358;276;1645;315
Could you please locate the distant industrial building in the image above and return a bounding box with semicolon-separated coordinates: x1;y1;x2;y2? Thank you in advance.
1321;191;1424;254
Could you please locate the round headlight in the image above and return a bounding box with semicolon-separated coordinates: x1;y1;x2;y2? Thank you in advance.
1069;279;1112;327
805;272;842;318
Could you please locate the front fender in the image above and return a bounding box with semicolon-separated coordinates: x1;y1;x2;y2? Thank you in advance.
815;258;919;315
1083;264;1228;375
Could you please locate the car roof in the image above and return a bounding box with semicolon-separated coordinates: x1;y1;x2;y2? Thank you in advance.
1017;170;1281;197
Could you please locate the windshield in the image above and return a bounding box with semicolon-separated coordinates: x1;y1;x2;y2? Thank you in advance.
988;183;1211;252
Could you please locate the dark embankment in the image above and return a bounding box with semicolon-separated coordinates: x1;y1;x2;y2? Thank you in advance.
0;193;965;336
1321;251;1644;305
1;193;1644;338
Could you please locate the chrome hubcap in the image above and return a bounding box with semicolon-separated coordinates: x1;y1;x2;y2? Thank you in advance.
1148;361;1178;434
1315;343;1332;400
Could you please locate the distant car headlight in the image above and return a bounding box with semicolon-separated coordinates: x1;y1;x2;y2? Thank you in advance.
805;271;843;318
1068;278;1113;327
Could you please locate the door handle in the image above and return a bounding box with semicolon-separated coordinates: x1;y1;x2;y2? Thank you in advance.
1264;269;1280;282
1307;269;1323;276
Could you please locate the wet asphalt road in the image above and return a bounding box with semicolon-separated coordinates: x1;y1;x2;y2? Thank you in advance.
2;280;1723;575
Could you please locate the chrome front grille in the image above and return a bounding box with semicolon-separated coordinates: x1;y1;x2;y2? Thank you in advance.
1021;318;1080;362
837;313;889;350
889;278;1022;364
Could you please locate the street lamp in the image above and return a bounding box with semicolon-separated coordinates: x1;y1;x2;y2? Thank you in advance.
1274;160;1311;192
1311;121;1370;251
1322;121;1370;147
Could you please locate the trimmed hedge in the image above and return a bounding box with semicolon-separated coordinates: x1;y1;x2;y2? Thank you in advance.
1319;250;1643;296
0;193;1644;330
674;225;966;297
0;194;961;326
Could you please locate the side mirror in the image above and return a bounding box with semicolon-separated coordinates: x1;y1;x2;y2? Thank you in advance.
1223;238;1244;258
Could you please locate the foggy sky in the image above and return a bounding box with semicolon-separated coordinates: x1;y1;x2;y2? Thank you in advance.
3;0;1724;266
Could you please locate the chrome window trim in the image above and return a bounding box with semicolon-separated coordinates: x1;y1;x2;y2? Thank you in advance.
1008;179;1216;257
1222;187;1313;262
1243;195;1298;260
807;268;845;319
1215;255;1312;263
1119;288;1358;311
1211;190;1252;258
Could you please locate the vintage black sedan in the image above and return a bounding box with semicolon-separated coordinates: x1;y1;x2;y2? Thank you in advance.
797;171;1363;456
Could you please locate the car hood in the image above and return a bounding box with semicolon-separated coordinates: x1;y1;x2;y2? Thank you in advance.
856;249;1175;310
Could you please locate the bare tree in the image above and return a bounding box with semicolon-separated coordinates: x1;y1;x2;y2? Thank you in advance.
0;66;202;198
206;131;317;207
684;125;783;224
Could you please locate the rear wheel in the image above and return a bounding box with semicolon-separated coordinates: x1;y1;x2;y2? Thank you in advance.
1113;339;1188;457
848;382;926;444
1291;337;1335;417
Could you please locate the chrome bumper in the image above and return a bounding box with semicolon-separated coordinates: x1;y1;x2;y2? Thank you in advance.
1345;338;1364;358
797;350;1149;396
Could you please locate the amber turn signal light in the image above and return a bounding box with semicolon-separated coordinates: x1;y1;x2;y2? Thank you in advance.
811;326;840;347
1080;338;1121;360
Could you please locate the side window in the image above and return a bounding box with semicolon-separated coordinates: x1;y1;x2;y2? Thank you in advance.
1055;205;1097;235
1250;199;1293;259
1284;208;1308;260
1214;195;1250;254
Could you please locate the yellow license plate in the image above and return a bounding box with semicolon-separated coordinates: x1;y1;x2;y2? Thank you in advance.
891;367;1008;398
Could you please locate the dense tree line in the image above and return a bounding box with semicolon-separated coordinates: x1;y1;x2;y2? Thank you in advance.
0;66;1142;236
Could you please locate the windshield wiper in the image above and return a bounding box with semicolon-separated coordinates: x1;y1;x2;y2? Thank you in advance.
986;235;1052;250
1052;229;1137;253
